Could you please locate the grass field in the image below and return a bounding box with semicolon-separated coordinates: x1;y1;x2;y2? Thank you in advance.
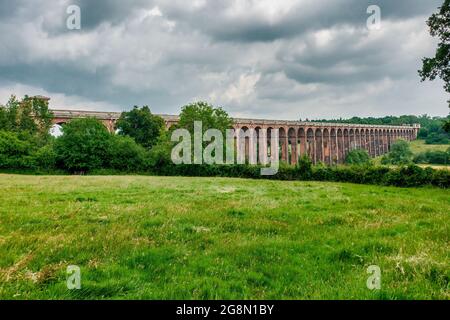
409;140;449;154
410;140;450;170
373;140;450;169
0;174;449;300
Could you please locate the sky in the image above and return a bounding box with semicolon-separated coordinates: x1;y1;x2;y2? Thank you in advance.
0;0;448;120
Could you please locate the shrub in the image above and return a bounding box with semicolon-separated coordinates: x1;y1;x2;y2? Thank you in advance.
295;155;313;179
345;149;371;165
31;144;57;169
54;118;111;173
413;150;450;165
385;165;431;187
115;106;165;149
146;133;175;172
0;131;34;168
425;132;449;145
381;140;413;165
107;135;148;171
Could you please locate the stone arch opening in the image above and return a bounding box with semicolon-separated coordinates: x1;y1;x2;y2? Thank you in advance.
267;127;274;159
298;128;306;158
306;128;315;162
337;129;343;163
349;129;355;151
330;128;337;165
288;127;297;165
279;127;287;162
343;129;349;157
315;128;323;164
355;129;361;150
323;128;330;165
49;123;64;137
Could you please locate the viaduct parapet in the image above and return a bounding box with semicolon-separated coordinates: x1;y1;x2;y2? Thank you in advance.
51;109;420;165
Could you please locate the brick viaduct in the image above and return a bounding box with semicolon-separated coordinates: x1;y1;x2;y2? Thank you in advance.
51;109;420;165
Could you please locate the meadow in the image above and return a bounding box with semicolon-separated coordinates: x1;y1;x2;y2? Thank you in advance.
0;174;448;300
409;140;449;154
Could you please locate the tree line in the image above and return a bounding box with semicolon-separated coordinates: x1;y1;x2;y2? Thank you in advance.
311;115;450;145
0;95;449;188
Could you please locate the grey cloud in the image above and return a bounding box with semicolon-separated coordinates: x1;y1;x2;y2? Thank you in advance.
0;0;448;119
158;0;443;42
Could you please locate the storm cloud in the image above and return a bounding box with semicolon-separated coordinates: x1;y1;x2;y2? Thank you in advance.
0;0;447;119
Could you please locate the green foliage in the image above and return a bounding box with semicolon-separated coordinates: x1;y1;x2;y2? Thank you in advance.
413;148;450;165
143;162;449;189
296;155;313;179
381;140;414;165
178;101;233;135
345;149;371;165
419;0;450;132
115;106;165;149
425;131;449;144
107;135;148;171
30;143;57;170
0;95;53;140
174;102;233;163
0;130;33;168
54;118;111;173
146;132;175;172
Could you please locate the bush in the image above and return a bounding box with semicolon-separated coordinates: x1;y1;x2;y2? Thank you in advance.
345;149;371;165
295;155;313;179
0;131;34;168
413;150;450;165
425;132;449;145
54;118;111;173
381;140;413;165
146;133;175;172
31;144;57;169
107;135;148;171
115;106;165;149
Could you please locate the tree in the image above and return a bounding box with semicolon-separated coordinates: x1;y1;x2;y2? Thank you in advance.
54;118;111;173
176;102;233;163
147;131;174;170
419;0;450;132
345;149;371;165
177;101;233;135
0;95;53;140
107;135;148;171
0;130;33;168
381;140;413;165
115;106;164;149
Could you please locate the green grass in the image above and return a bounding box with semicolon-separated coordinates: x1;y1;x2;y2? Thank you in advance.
409;140;449;154
373;140;450;169
0;174;449;300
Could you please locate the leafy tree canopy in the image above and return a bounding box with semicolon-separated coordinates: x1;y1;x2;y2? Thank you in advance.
419;0;450;132
0;95;53;140
177;101;233;135
381;140;414;165
115;106;165;149
345;149;371;165
54;118;111;172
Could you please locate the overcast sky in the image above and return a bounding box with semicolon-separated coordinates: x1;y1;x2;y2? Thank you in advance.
0;0;448;120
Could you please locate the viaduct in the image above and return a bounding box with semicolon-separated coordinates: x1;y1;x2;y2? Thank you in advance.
51;109;420;165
